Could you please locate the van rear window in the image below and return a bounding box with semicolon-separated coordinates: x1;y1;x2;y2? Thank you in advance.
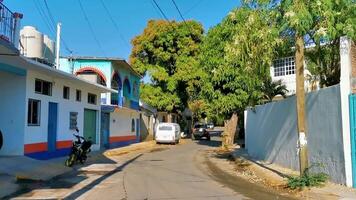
159;126;172;131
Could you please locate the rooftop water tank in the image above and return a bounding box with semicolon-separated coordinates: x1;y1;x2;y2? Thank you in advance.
19;26;44;59
43;34;55;64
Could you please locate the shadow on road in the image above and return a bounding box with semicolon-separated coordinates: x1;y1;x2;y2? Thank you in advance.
7;154;142;199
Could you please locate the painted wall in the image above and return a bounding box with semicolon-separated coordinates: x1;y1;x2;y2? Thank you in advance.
59;58;141;110
109;108;140;148
24;70;102;159
0;71;26;155
245;85;346;184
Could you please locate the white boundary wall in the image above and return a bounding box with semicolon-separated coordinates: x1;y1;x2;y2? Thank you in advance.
245;85;346;184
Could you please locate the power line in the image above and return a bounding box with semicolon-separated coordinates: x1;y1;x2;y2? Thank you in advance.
171;0;193;32
33;0;56;36
152;0;169;21
43;0;73;53
99;0;130;48
77;0;106;56
183;0;204;16
149;0;164;19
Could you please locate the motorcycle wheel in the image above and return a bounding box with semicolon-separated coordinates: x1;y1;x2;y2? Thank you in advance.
65;154;76;167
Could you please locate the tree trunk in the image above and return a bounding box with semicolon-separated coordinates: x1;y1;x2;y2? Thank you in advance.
222;113;238;150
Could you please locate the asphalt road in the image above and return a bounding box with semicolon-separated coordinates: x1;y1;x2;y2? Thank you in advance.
9;135;293;200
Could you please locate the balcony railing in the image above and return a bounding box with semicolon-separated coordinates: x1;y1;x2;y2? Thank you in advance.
0;2;21;46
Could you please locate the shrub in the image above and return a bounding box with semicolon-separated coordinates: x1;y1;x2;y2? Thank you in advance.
287;164;328;190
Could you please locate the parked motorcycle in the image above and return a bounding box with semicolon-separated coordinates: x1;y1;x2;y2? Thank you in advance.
65;129;92;167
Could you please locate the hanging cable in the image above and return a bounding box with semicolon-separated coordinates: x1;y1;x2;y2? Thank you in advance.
152;0;169;21
77;0;106;56
99;0;130;48
42;0;73;53
171;0;192;32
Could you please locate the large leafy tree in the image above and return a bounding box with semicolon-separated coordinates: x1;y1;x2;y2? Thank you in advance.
130;20;204;112
200;7;282;147
278;0;356;87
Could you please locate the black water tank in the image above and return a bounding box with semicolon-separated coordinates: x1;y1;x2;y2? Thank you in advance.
0;131;3;150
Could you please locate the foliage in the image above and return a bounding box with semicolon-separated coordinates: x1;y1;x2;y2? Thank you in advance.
287;163;328;190
188;100;207;122
130;20;205;112
200;7;283;121
261;78;288;103
278;0;356;87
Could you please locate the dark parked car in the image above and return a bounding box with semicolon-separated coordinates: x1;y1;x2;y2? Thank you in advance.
191;123;210;141
207;122;214;130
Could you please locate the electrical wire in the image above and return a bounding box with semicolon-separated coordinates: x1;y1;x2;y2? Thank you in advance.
43;0;73;53
171;0;193;32
77;0;106;56
152;0;169;21
99;0;130;48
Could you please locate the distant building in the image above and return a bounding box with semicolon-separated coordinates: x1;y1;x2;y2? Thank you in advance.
60;56;142;148
270;56;318;96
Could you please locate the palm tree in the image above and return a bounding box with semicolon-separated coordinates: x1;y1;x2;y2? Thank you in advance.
261;78;288;103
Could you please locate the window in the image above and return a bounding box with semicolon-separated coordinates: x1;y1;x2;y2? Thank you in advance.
162;116;166;122
69;112;78;130
35;79;52;96
28;99;40;126
273;57;295;77
88;93;97;105
63;86;70;99
76;90;81;102
131;119;135;132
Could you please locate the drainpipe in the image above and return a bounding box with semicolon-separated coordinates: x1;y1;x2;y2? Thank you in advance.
55;23;61;69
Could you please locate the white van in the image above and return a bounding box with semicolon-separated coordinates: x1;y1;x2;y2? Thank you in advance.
155;123;181;144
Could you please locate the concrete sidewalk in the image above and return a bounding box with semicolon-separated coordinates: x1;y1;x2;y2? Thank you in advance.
0;140;158;198
0;156;72;198
231;146;356;200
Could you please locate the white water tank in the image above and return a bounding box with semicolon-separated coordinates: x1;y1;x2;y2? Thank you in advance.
43;34;55;63
19;26;44;59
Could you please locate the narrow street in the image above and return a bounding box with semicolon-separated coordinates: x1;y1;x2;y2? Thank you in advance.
8;134;295;200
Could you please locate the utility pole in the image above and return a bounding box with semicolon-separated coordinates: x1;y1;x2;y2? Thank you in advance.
295;34;309;175
55;22;61;69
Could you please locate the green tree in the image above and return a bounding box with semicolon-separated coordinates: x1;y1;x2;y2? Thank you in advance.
200;7;282;148
130;20;205;113
279;0;356;87
261;78;288;103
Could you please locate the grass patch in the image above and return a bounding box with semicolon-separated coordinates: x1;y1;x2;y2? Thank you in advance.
287;164;328;190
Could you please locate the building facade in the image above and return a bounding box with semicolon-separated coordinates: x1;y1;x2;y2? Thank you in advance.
60;57;142;149
0;55;113;159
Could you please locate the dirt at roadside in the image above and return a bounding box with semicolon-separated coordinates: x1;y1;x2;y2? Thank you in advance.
104;139;188;158
207;147;356;200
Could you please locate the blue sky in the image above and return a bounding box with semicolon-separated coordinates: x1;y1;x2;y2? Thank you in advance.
6;0;241;60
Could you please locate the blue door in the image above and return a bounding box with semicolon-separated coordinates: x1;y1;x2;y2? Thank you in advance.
100;112;110;148
48;102;58;152
136;118;140;142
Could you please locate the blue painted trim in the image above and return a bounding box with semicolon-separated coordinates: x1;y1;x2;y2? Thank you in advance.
350;94;356;188
130;100;139;110
25;148;71;160
0;63;26;76
109;140;138;149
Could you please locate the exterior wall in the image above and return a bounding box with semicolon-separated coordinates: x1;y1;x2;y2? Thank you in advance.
0;70;26;155
59;58;141;110
109;108;140;148
140;112;155;141
112;62;140;110
270;57;315;95
60;58;112;105
245;85;346;184
24;70;102;159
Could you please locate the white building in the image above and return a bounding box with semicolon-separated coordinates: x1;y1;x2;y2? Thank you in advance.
270;56;316;96
0;54;114;159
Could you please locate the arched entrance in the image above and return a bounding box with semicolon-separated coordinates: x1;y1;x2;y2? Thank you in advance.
111;71;122;105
